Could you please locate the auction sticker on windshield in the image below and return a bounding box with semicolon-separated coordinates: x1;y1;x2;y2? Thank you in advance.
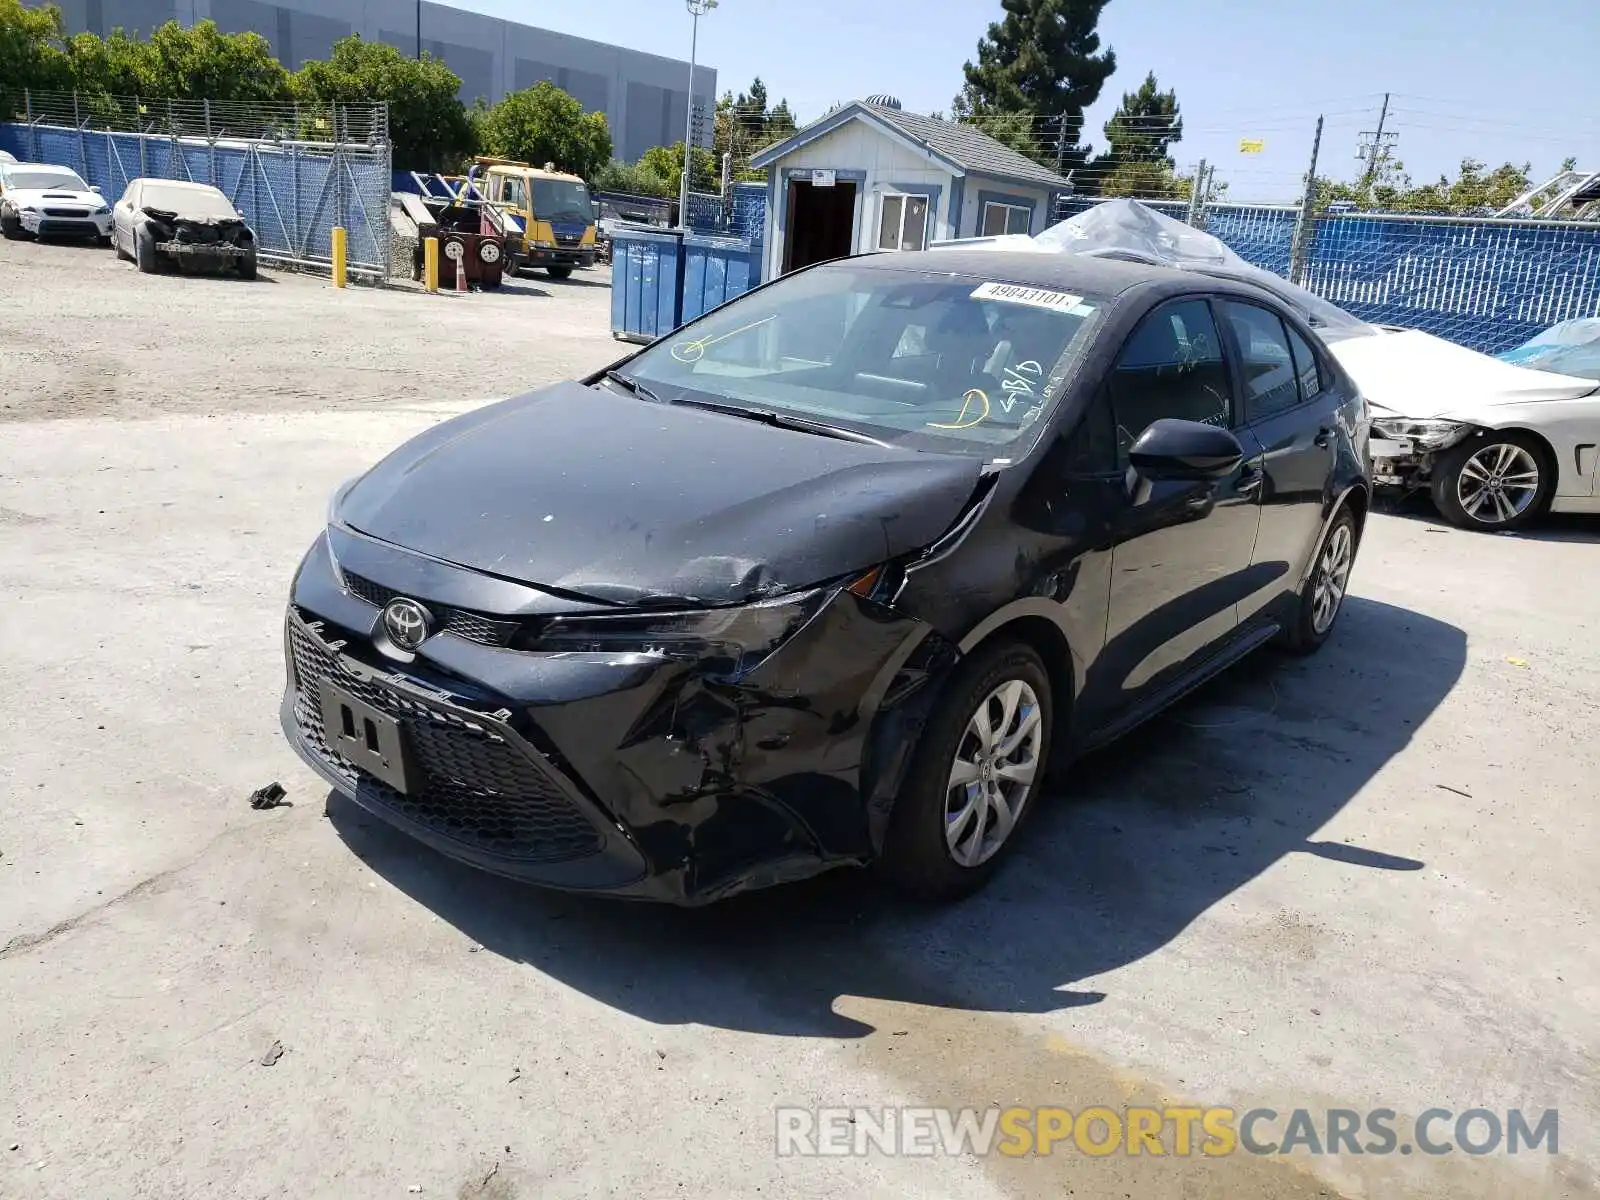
971;282;1085;313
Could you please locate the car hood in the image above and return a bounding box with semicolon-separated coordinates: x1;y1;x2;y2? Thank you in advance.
4;187;103;207
338;382;985;607
1328;329;1597;419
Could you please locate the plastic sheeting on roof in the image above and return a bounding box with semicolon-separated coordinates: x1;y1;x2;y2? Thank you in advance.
1495;318;1600;381
939;198;1379;342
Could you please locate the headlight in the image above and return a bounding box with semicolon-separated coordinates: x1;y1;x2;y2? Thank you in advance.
528;588;831;675
531;239;554;249
1370;417;1472;451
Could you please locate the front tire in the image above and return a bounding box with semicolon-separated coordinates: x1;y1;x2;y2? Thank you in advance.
879;640;1053;901
1;212;25;240
1279;506;1359;655
1431;430;1553;532
546;265;573;280
135;229;159;274
237;251;257;280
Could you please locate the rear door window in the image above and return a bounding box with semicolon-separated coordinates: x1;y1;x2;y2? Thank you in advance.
1219;300;1302;422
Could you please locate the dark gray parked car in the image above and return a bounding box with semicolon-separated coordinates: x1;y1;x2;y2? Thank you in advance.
111;178;257;278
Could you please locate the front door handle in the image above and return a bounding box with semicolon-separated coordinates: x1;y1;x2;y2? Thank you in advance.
1314;425;1336;448
1237;465;1265;498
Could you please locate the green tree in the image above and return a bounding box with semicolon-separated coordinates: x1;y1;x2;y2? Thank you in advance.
639;140;718;193
478;81;613;179
1100;72;1180;165
592;158;673;198
293;36;473;171
1314;157;1535;216
0;0;72;114
93;20;290;103
954;0;1116;171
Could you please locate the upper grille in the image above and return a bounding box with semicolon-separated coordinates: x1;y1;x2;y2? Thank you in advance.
288;619;601;863
342;572;520;648
43;208;89;217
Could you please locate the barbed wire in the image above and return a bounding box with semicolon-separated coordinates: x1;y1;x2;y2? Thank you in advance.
5;88;389;144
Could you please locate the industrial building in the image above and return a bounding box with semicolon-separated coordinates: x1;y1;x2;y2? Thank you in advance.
29;0;716;163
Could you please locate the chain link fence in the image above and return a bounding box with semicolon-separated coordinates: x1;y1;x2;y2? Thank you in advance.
1;90;392;279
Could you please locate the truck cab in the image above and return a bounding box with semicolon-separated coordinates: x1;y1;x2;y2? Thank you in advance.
478;159;598;278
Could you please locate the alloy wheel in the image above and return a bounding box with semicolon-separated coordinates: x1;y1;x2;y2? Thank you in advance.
1456;442;1540;526
1312;522;1354;635
944;679;1043;868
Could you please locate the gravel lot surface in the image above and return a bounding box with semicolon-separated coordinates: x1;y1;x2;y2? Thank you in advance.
2;238;1598;1200
0;236;620;421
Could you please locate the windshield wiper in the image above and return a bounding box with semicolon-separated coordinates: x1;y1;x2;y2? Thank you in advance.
667;395;892;447
603;370;661;403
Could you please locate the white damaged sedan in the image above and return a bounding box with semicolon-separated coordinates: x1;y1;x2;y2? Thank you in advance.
1337;331;1600;531
0;162;113;244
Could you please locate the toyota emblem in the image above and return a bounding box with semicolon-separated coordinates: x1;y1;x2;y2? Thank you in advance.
381;598;432;650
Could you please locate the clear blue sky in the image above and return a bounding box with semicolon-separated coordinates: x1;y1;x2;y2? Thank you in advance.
467;0;1598;202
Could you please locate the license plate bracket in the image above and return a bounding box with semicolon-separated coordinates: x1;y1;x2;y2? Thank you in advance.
318;680;413;794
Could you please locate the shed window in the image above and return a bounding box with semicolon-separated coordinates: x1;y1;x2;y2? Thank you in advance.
981;201;1031;237
877;192;929;252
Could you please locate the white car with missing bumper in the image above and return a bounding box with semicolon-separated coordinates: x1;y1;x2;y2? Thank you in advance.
1336;330;1600;531
0;162;113;243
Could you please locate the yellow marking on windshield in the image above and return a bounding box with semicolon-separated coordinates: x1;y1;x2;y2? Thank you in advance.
928;389;992;430
670;315;777;363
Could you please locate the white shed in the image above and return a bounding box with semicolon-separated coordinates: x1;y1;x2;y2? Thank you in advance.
750;96;1071;281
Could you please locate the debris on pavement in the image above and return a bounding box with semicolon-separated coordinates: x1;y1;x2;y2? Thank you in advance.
259;1040;285;1066
248;782;288;810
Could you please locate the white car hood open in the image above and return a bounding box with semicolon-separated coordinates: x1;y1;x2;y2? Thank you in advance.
1327;329;1597;420
4;187;104;208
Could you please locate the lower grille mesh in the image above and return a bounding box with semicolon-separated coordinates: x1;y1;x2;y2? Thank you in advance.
288;621;600;863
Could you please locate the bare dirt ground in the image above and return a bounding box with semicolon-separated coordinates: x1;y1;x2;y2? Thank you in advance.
0;236;620;422
2;237;1598;1200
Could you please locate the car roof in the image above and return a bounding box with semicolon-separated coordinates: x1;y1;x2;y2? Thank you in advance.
5;162;84;173
848;247;1312;318
850;248;1208;296
131;178;224;193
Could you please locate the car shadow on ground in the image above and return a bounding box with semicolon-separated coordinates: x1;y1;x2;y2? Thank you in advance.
329;595;1465;1038
1377;489;1600;544
513;268;611;289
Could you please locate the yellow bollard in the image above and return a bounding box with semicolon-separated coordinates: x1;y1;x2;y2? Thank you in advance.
331;226;348;288
423;236;440;293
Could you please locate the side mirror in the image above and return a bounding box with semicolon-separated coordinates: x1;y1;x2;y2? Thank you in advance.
90;185;102;194
1128;419;1244;481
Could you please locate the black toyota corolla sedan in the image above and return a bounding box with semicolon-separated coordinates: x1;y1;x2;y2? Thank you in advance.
281;251;1369;904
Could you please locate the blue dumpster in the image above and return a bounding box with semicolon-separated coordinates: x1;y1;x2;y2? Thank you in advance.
610;225;684;343
681;232;763;324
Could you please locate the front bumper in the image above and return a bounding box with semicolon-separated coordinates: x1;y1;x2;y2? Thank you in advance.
20;211;110;238
158;240;252;260
522;245;595;268
279;530;952;903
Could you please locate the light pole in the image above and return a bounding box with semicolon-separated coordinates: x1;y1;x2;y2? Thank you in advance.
679;0;717;230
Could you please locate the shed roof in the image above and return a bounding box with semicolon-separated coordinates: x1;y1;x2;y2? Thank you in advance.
750;101;1071;190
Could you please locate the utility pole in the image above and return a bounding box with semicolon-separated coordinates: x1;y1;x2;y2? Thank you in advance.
1187;158;1207;226
416;0;422;60
1358;92;1396;188
679;0;717;231
1289;114;1324;285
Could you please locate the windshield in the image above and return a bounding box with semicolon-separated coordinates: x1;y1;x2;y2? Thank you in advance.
5;168;89;192
1496;319;1600;381
624;265;1107;454
531;177;594;222
139;183;238;218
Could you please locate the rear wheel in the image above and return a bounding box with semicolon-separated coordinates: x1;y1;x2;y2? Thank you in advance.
879;639;1053;901
546;265;573;280
1431;430;1553;532
1279;506;1359;655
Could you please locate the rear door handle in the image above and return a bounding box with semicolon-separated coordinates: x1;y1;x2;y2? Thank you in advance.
1237;464;1265;498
